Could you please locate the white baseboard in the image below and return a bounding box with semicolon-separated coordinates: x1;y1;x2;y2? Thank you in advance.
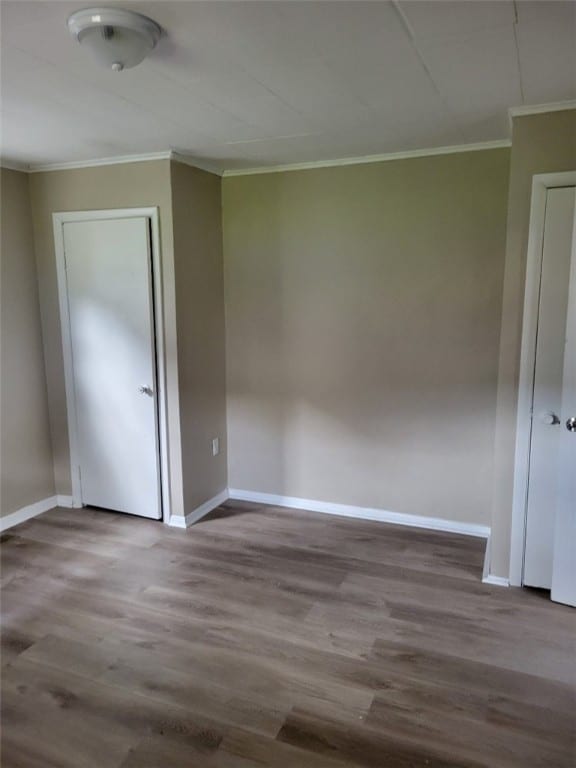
228;489;490;539
168;489;229;529
167;514;187;529
56;495;76;508
482;532;492;581
481;532;510;587
0;495;58;532
482;574;510;587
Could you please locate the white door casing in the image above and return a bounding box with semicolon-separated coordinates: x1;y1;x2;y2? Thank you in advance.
53;208;171;522
523;187;575;588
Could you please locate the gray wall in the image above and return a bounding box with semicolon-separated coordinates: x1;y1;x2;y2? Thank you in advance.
1;168;55;516
223;148;510;525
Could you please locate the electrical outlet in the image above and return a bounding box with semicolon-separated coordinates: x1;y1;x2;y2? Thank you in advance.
212;437;220;456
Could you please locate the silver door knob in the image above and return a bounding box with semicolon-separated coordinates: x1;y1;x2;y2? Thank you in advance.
566;417;576;432
139;385;153;396
540;411;560;425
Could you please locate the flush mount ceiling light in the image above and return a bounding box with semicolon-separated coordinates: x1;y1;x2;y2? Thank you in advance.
67;8;162;72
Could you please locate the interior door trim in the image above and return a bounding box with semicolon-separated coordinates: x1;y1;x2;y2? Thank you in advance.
509;171;576;586
53;208;172;523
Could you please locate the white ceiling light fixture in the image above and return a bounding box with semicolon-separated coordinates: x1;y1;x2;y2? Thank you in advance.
67;8;162;72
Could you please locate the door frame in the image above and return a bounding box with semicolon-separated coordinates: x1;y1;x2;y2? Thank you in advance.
53;207;171;522
509;171;576;586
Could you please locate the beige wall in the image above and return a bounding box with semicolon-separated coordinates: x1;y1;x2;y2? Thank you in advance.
223;148;510;525
490;109;576;578
1;168;55;516
170;161;227;512
12;112;572;550
28;161;186;518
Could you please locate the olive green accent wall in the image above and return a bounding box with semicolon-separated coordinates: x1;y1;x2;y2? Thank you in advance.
490;109;576;578
1;168;55;516
223;148;510;525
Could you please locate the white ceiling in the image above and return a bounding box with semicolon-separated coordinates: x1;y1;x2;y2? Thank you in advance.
1;1;575;173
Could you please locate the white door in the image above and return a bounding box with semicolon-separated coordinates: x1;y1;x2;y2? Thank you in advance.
524;187;575;589
551;210;576;607
63;217;161;519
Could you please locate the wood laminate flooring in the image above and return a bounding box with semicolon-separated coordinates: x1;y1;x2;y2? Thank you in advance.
1;501;574;767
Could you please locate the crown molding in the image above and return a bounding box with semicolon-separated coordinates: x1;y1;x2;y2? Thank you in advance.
169;151;224;177
508;100;576;131
27;151;172;173
222;139;512;178
3;137;516;179
7;149;225;177
0;158;30;172
509;100;576;119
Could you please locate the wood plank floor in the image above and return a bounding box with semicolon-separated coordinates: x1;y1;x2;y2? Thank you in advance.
1;501;574;768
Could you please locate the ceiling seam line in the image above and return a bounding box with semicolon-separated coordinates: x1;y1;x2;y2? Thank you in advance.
391;1;467;141
512;2;527;104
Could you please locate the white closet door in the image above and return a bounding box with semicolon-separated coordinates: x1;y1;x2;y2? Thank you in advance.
551;206;576;607
523;187;575;588
64;217;161;519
